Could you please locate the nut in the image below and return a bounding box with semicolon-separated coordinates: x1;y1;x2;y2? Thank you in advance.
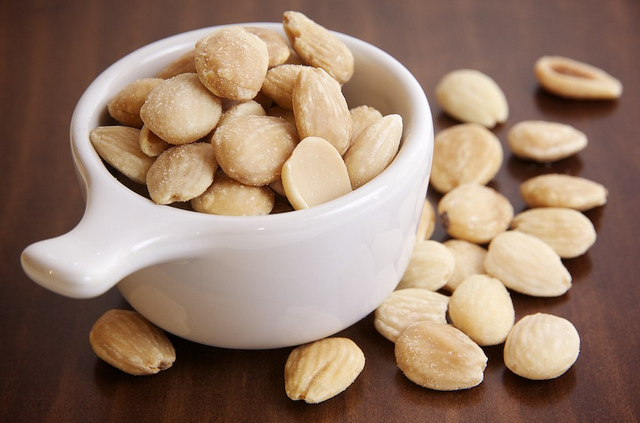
191;170;275;216
89;126;156;185
349;105;383;143
146;142;217;204
261;64;306;109
155;49;196;79
195;26;269;101
520;173;608;211
507;120;588;163
216;100;266;128
212;115;298;187
534;55;622;100
374;288;450;343
244;26;291;68
107;78;163;128
343;114;403;189
435;69;508;128
430;123;503;193
484;231;572;297
442;239;488;292
292;66;352;155
395;321;488;391
139;125;171;157
284;337;365;403
448;274;515;346
281;136;352;210
511;207;596;258
283;11;354;84
438;183;514;244
89;309;175;376
504;313;580;380
140;73;222;145
396;240;455;291
416;199;436;241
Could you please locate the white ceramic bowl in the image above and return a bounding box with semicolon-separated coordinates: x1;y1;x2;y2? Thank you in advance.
21;23;433;349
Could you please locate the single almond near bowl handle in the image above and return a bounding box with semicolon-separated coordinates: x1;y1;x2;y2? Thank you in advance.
20;194;187;299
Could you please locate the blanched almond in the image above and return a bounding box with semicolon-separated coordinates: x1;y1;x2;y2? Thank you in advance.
89;309;175;376
484;231;571;297
507;120;587;163
442;239;488;292
430;123;503;193
146;142;217;204
395;321;487;391
511;207;596;258
284;337;365;403
107;78;163;128
520;173;608;211
292;66;352;155
281;136;352;210
534;55;622;100
438;183;514;244
343;114;403;189
504;313;580;380
448;275;514;346
195;26;269;101
140;73;222;145
397;240;455;291
374;288;449;343
435;69;508;128
283;11;354;84
90;126;155;185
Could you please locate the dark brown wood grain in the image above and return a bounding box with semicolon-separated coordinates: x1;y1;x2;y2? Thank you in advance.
2;0;639;421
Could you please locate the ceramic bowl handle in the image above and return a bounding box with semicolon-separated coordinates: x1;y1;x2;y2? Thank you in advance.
20;193;184;299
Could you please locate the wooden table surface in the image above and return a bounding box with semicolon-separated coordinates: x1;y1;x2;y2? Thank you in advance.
2;0;639;421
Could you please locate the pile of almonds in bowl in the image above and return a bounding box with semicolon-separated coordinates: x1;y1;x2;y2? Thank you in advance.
87;10;622;405
90;10;403;217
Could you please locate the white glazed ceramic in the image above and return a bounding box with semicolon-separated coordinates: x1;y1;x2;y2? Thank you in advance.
21;23;433;349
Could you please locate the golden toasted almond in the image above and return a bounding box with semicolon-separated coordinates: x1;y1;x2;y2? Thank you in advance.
416;199;436;241
191;170;275;216
438;183;514;244
195;26;269;100
520;173;608;211
534;55;622;100
146;142;217;204
395;321;487;391
261;64;306;109
511;207;596;258
281;136;352;210
216;100;266;128
374;288;450;343
484;231;571;297
140;73;222;145
155;49;197;79
448;274;514;346
349;105;383;143
139;125;171;157
89;309;175;376
244;26;291;67
397;240;455;291
504;313;580;380
435;69;508;128
90;126;155;185
507;120;587;163
430;123;503;193
212;115;298;187
292;67;352;155
442;239;488;292
283;11;354;84
343;114;403;189
284;337;365;403
107;78;163;128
